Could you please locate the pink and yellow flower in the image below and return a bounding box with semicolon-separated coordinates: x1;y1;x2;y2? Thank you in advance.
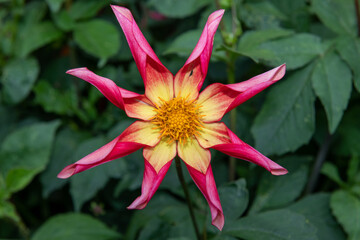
58;5;287;230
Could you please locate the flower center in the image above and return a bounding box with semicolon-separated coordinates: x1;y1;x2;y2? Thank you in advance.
152;97;203;143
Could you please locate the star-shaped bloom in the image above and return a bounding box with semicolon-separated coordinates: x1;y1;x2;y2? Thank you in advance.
58;5;287;230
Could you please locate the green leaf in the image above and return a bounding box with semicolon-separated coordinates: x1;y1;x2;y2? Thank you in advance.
251;65;316;155
240;2;287;29
249;156;310;214
225;209;317;240
258;33;323;70
334;106;360;156
31;213;120;240
218;179;249;220
311;52;352;133
321;162;346;187
46;0;65;12
331;190;360;240
52;10;76;31
148;0;211;18
312;0;356;36
0;121;60;192
1;58;39;104
336;36;360;92
237;28;294;62
238;28;294;49
0;200;21;223
163;29;202;57
16;21;62;57
33;80;79;116
5;168;39;195
288;193;346;240
74;20;120;60
40;128;89;198
347;155;360;183
70;137;125;211
68;0;110;21
0;106;16;145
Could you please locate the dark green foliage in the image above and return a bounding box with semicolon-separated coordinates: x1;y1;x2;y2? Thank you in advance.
0;0;359;239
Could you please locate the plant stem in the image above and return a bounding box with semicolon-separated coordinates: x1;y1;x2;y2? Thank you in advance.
227;59;237;181
175;157;201;240
355;0;360;36
305;133;332;194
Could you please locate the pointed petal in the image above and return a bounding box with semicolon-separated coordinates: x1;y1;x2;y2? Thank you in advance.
196;122;232;148
178;137;210;173
128;159;172;209
111;5;174;106
67;67;130;110
117;121;161;146
123;95;157;120
57;121;160;178
198;64;286;122
67;67;156;120
57;137;144;179
143;138;176;173
212;127;288;175
174;10;224;100
186;165;224;230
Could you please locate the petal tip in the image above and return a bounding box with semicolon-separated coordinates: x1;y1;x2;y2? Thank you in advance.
57;164;76;179
274;64;286;81
66;67;88;76
127;201;147;210
271;168;288;176
212;212;225;231
111;5;132;21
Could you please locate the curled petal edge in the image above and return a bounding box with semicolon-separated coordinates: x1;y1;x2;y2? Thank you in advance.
57;137;145;178
128;160;172;209
198;64;286;122
212;127;288;176
186;164;224;230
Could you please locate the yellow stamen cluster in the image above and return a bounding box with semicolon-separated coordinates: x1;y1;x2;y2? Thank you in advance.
152;97;203;143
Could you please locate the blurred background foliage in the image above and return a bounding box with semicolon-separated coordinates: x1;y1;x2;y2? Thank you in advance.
0;0;360;239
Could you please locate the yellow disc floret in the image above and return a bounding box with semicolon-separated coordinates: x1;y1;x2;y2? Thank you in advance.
152;97;204;143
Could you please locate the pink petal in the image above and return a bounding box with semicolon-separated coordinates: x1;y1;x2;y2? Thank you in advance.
57;121;161;178
186;164;224;230
212;127;288;175
67;68;156;120
174;10;224;100
195;122;232;148
67;67;132;110
178;137;211;174
111;5;174;106
57;136;144;178
143;138;176;173
198;64;286;122
128;159;172;209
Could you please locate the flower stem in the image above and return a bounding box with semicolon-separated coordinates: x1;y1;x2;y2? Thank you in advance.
355;0;360;36
227;61;237;181
305;133;332;194
175;157;201;240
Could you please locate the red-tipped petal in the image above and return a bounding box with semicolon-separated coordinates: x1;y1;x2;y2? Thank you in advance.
196;122;232;148
198;64;286;122
186;164;224;230
67;67;156;120
143;138;176;173
57;121;161;179
174;10;224;101
111;5;174;106
57;137;144;179
128;159;172;209
212;127;288;175
178;137;211;174
67;67;129;110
